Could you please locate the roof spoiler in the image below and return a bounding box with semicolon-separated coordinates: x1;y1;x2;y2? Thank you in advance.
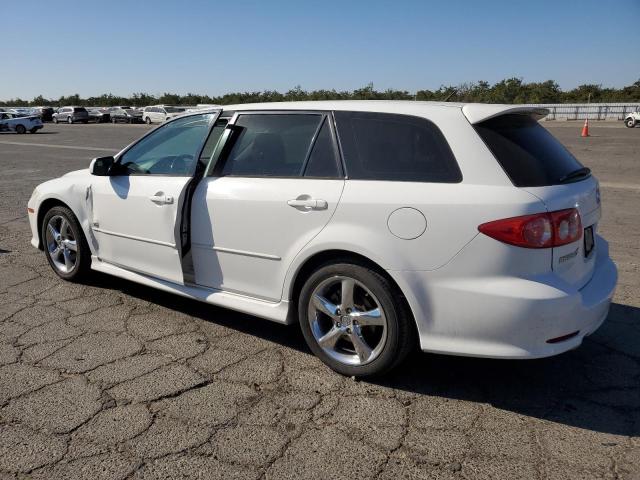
462;105;549;124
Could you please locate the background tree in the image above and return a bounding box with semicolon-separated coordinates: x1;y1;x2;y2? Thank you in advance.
2;79;639;107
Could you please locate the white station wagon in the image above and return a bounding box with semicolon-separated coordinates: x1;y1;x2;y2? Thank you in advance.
27;101;617;376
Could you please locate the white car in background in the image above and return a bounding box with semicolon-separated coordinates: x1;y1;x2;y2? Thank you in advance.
142;105;186;124
623;110;639;128
0;111;43;134
26;101;617;377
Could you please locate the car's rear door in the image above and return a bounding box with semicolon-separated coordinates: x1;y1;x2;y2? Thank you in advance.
190;111;345;301
90;111;220;283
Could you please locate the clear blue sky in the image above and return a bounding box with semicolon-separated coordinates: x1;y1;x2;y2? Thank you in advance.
1;0;638;99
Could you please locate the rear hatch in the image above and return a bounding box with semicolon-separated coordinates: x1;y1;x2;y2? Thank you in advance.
73;107;89;118
471;111;600;290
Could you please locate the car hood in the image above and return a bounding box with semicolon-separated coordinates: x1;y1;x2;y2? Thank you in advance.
62;168;92;178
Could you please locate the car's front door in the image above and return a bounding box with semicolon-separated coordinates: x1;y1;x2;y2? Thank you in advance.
90;111;220;283
191;111;345;301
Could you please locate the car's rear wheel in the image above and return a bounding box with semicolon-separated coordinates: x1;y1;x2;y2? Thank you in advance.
298;261;415;377
15;124;26;134
42;206;90;281
145;117;152;125
626;118;636;128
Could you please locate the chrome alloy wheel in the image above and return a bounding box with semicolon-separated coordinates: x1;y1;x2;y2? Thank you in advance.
45;215;78;273
307;276;388;366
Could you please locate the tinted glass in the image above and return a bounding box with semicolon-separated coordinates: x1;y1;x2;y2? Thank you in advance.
335;111;462;182
118;113;215;175
199;119;228;164
73;107;87;113
220;114;322;177
474;114;585;187
303;118;340;178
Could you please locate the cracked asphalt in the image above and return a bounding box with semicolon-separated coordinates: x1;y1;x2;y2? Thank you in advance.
0;122;638;480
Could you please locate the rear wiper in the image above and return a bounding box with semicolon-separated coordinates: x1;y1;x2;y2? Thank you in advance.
558;167;591;184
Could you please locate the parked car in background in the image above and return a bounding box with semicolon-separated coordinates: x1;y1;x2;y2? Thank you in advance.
9;107;35;116
624;111;639;128
53;107;89;124
142;105;186;124
87;108;111;123
110;107;144;124
33;107;55;122
26;101;617;377
0;111;43;133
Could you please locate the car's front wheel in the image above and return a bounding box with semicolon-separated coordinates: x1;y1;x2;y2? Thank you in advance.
15;124;26;134
53;117;58;124
145;117;152;125
298;261;416;377
67;116;72;124
42;206;90;281
626;118;636;128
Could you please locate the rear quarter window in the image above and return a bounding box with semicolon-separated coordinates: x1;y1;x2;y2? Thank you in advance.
334;111;462;183
474;114;585;187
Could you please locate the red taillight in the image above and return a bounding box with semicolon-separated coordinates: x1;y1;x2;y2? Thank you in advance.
478;208;582;249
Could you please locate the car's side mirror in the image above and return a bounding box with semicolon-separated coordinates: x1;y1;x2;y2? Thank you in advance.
89;156;116;176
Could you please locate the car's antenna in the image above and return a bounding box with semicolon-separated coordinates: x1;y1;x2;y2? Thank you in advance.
443;88;458;102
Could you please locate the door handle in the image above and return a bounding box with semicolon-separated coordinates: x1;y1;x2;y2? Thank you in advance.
287;197;328;210
149;193;174;205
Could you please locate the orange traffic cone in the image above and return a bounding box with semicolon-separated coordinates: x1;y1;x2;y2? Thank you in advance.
581;118;590;137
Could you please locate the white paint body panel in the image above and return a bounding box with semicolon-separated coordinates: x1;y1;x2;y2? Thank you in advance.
90;175;190;284
191;177;344;301
27;101;618;360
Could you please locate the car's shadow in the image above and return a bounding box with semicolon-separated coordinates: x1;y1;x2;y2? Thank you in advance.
89;272;639;437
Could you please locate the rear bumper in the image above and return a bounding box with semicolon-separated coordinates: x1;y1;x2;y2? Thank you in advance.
391;235;617;359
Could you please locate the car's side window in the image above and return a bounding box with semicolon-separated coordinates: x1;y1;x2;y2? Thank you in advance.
218;113;323;177
117;113;216;176
199;118;229;166
334;111;462;183
303;117;341;178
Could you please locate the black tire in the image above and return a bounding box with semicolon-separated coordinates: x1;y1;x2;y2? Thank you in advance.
145;116;152;125
298;261;416;377
111;117;117;124
15;124;26;134
29;128;38;134
53;117;59;124
41;206;91;282
626;118;636;128
67;116;72;124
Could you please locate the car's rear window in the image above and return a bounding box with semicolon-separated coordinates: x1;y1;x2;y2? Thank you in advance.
334;111;462;183
474;114;585;187
73;107;87;113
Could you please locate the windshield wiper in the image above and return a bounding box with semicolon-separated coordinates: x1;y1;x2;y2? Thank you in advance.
558;167;591;184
